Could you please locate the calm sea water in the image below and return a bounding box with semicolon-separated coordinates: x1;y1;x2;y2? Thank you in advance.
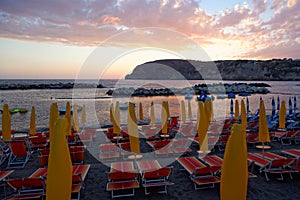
0;79;299;132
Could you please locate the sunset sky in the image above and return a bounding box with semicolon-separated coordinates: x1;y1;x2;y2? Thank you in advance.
0;0;299;79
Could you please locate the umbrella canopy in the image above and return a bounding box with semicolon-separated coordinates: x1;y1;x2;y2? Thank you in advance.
279;101;286;129
181;100;186;123
81;104;86;125
166;101;170;119
150;101;155;126
139;102;144;120
241;100;247;131
197;102;209;153
220;124;248;200
128;102;140;154
230;99;234;116
161;101;168;134
246;97;250;114
113;101;121;135
65;102;71;136
258;100;270;143
49;103;59;138
2;104;12;141
29;106;36;136
72;104;79;132
110;103;115;124
294;96;297;113
187;100;192;121
288;97;293;115
277;96;280;111
271;97;276;116
234;100;239;121
46;118;72;200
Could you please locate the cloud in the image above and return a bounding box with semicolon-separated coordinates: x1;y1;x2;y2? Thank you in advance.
0;0;299;59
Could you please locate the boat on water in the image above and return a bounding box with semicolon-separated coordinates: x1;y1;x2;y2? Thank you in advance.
227;93;236;99
8;108;28;114
239;92;251;97
59;105;82;115
184;92;193;100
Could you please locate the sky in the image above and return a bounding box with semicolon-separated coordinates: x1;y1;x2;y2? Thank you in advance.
0;0;299;79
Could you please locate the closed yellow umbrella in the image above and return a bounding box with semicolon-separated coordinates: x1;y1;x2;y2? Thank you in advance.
234;99;239;121
187;100;192;121
81;104;86;125
166;101;170;119
258;99;270;143
49;103;59;138
113;101;121;135
72;104;79;132
279;100;286;129
197;101;209;153
2;104;12;141
181;100;186;123
110;103;115;124
128;102;140;154
161;101;168;134
65;102;71;136
150;101;155;127
204;100;212;122
220;124;248;200
46;118;72;200
241;100;247;131
29;106;36;136
139;102;144;120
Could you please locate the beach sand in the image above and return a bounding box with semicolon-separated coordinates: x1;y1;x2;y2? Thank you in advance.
1;129;300;200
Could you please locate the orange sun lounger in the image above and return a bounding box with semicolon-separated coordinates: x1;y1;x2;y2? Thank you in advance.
177;156;220;190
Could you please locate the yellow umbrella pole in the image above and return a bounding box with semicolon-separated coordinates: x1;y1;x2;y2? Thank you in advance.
2;104;12;141
114;101;121;135
234;99;239;121
81;104;86;125
187;100;192;121
161;101;168;134
258;99;270;155
46;118;72;200
279;101;286;129
220;124;248;200
150;101;155;127
128;102;140;154
241;100;247;131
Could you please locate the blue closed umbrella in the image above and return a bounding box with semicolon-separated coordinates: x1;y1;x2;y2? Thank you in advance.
277;96;280;111
230;99;234;116
294;96;297;113
289;97;293;115
271;97;276;116
246;97;250;114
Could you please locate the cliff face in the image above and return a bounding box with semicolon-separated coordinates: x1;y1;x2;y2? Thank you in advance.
125;59;300;80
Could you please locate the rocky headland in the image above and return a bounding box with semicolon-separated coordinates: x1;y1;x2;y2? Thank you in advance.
125;58;300;81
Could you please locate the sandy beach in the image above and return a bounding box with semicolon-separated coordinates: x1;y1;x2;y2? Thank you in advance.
1;126;300;200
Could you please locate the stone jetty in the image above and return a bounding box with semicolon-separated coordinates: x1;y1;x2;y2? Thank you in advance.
106;82;270;97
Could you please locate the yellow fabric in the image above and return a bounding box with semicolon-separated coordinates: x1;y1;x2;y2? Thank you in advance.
187;100;192;120
181;100;186;123
113;101;121;135
161;101;168;134
2;104;11;141
110;103;115;124
197;102;208;152
81;104;86;125
166;101;170;119
279;101;286;129
220;124;248;200
65;102;71;136
241;100;247;131
49;103;59;139
139;102;144;120
72;104;79;132
128;102;140;153
234;99;239;121
150;101;155;126
46;118;72;200
29;106;36;136
258;100;270;142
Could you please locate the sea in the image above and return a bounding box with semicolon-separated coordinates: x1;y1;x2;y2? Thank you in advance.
0;79;300;132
